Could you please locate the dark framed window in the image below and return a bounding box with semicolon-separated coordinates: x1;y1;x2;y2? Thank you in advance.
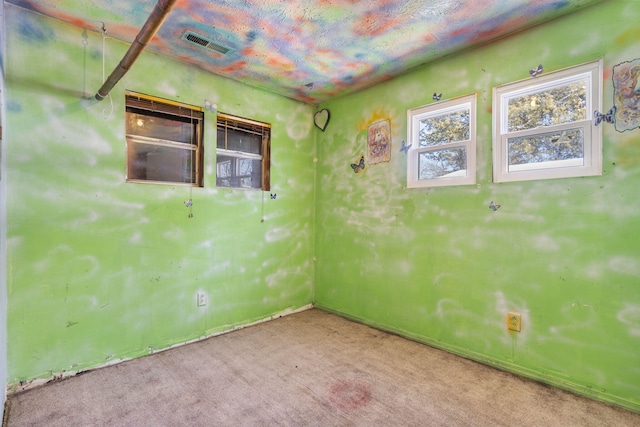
216;113;271;190
125;92;204;186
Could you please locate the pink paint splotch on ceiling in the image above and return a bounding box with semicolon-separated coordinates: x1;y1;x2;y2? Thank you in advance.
8;0;602;103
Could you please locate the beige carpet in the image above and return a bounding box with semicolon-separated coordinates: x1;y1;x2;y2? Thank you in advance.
4;309;640;426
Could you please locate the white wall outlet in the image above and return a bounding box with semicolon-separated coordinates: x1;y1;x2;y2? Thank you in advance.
197;292;207;307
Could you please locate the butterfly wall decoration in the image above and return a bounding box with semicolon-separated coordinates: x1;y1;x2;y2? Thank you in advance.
529;64;544;77
399;140;411;153
270;193;277;199
185;199;194;218
594;106;616;126
433;92;442;101
489;201;501;211
351;156;365;173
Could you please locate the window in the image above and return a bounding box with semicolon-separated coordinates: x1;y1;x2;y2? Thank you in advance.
493;60;602;183
125;92;203;186
216;113;271;190
406;94;476;188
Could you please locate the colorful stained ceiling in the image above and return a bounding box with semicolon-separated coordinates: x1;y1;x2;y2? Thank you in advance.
8;0;603;104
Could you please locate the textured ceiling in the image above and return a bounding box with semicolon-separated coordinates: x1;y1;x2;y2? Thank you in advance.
8;0;602;104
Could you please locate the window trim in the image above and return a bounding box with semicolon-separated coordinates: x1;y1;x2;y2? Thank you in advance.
492;59;603;183
216;112;271;191
125;91;204;187
406;94;477;188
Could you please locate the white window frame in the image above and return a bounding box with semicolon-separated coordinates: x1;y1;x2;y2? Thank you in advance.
492;59;603;183
407;94;476;188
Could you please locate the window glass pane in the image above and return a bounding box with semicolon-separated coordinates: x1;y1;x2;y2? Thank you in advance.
507;82;587;132
216;155;262;189
216;127;225;149
507;128;584;172
217;159;231;178
237;158;253;176
127;111;195;144
419;109;470;147
223;127;262;154
419;147;467;179
127;140;196;183
216;159;231;186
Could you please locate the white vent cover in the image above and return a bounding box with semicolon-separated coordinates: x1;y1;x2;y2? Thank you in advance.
182;31;231;55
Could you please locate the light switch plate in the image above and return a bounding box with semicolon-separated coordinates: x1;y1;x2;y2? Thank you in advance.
507;312;521;332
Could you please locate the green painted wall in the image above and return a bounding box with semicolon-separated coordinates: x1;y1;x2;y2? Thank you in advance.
4;4;315;386
314;1;640;412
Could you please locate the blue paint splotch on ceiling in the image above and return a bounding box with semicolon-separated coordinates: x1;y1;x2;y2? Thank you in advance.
7;0;602;104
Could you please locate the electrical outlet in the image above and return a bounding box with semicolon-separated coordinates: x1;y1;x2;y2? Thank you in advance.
507;312;521;332
197;292;207;307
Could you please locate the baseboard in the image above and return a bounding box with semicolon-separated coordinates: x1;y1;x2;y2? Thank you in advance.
315;303;640;414
7;303;314;395
1;399;9;427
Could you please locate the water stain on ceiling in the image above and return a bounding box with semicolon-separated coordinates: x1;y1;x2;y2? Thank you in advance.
8;0;602;104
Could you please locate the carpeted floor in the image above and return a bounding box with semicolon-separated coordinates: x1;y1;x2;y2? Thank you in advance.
4;309;640;426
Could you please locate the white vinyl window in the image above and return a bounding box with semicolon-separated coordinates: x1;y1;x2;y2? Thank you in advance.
407;94;476;188
492;60;603;183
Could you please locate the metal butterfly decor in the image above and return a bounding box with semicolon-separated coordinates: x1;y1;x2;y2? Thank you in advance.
529;64;544;77
184;199;194;218
351;156;365;173
399;140;412;153
594;106;616;126
433;92;442;101
489;201;501;212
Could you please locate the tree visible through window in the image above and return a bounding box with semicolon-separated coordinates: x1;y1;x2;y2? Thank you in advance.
417;108;470;179
407;94;476;188
506;82;587;169
507;82;587;131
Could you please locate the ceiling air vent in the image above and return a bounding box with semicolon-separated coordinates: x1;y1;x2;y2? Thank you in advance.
182;31;231;55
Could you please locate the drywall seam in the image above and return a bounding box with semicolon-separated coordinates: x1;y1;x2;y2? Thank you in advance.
310;113;320;305
0;0;8;419
8;303;313;395
315;303;640;414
